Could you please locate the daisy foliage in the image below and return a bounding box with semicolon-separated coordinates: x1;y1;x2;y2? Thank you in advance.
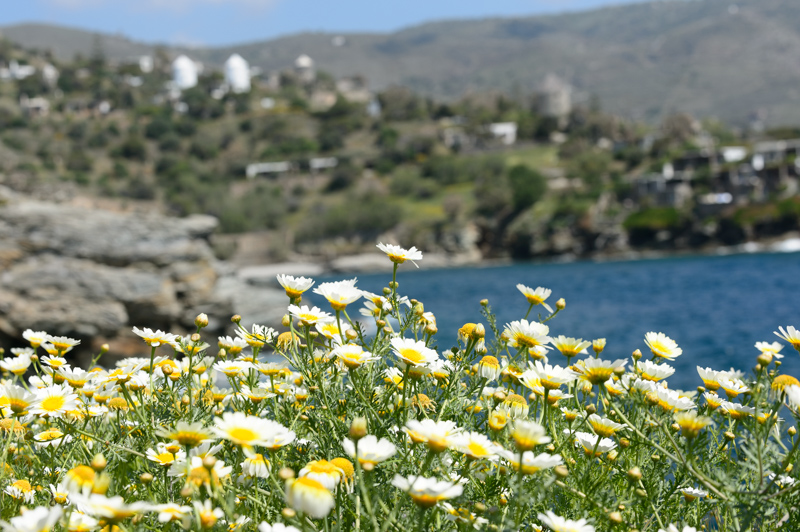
0;248;797;531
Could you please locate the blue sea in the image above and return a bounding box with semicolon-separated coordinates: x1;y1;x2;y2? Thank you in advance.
310;252;800;391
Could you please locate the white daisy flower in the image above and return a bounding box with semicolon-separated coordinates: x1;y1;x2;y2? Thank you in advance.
377;242;423;266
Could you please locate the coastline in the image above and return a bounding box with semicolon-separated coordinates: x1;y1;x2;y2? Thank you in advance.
233;232;800;281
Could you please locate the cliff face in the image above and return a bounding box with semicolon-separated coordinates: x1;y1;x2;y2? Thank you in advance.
0;188;286;360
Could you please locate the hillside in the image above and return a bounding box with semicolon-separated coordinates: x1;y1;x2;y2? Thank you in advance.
4;0;800;125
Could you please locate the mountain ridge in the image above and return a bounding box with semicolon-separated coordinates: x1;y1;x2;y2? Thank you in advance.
4;0;800;125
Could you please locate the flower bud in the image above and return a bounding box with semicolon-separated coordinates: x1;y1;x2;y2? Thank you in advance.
556;298;566;310
592;338;606;355
724;431;736;441
190;333;201;343
349;417;368;441
619;438;630;449
585;404;597;415
382;287;392;295
140;473;153;484
480;299;489;307
627;467;642;482
281;314;292;327
181;395;190;406
632;349;642;361
789;427;797;436
282;508;297;519
554;465;568;478
180;486;193;498
635;488;647;498
194;313;209;328
757;352;773;366
425;324;438;336
91;454;107;472
376;319;386;328
362;461;375;472
100;344;109;354
279;467;295;481
231;315;242;324
474;323;486;339
345;329;358;341
608;512;623;524
651;454;660;462
202;456;217;470
382;326;393;335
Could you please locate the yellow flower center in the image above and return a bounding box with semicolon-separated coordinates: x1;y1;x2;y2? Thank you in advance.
228;427;258;444
399;348;425;365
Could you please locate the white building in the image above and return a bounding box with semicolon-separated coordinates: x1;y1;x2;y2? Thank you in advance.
225;54;251;93
172;55;198;90
489;122;518;145
42;64;59;87
538;74;572;122
294;54;315;83
139;56;153;74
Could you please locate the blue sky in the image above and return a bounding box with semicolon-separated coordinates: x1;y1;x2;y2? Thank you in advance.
0;0;651;47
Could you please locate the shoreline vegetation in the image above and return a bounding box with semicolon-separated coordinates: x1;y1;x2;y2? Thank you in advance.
0;243;798;531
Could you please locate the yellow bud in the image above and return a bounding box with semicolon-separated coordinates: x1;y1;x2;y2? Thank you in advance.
349;417;368;441
202;456;217;470
282;508;297;519
480;299;489;307
789;427;797;436
140;473;153;484
194;313;209;328
190;333;201;343
345;329;358;340
757;352;773;366
632;349;642;361
279;467;295;481
608;511;623;524
556;298;565;310
91;454;107;472
100;344;109;354
554;465;568;478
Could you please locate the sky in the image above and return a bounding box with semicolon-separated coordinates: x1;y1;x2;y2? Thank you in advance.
0;0;652;47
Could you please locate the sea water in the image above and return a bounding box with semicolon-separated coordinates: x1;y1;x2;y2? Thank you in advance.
311;252;800;391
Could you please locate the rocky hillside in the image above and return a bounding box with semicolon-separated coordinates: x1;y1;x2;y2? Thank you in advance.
6;0;800;124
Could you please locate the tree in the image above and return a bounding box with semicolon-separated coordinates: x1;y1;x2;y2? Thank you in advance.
507;165;548;212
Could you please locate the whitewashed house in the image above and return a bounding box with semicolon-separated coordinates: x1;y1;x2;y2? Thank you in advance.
295;54;316;83
489;122;518;145
172;55;198;90
225;54;251;93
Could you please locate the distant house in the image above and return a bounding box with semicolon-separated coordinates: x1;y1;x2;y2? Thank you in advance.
139;56;153;74
336;76;370;103
172;55;198;90
538;74;572;124
225;54;251;94
488;122;518;146
294;54;316;84
41;64;59;87
246;161;293;179
309;90;337;112
19;94;49;117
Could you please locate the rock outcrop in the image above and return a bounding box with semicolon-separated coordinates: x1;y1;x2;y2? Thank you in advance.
0;188;286;360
